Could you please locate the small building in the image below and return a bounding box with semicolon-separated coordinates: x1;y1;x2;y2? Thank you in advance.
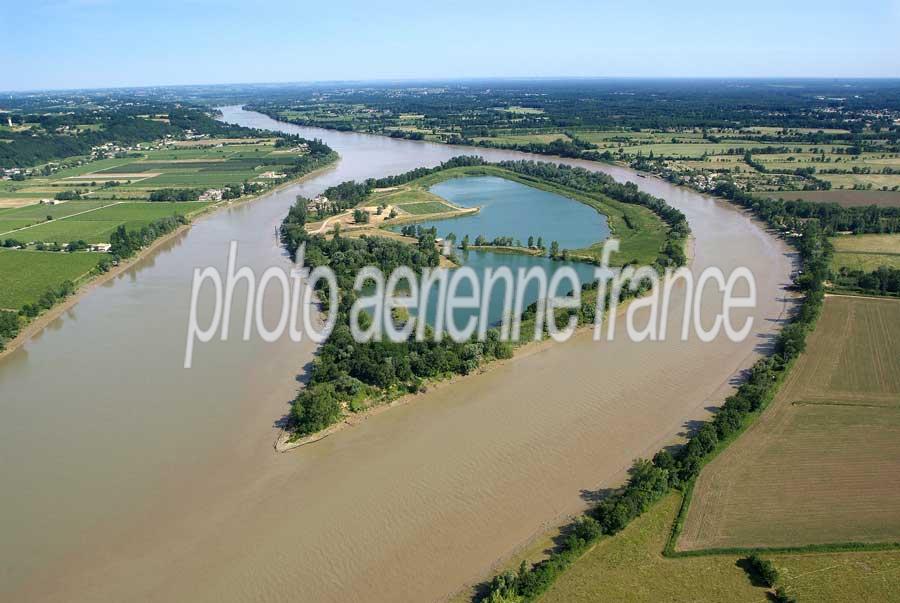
90;243;112;253
199;188;224;202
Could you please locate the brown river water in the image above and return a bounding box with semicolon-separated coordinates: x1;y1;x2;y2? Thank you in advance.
0;107;794;602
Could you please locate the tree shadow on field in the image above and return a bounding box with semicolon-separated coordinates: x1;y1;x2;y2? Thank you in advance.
735;557;770;588
579;486;617;504
729;367;752;386
753;331;779;354
678;419;706;439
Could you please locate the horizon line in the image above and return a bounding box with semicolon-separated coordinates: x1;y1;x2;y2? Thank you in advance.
4;74;900;96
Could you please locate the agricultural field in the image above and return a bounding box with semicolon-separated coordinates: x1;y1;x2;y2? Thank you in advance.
0;201;208;243
0;138;310;204
766;189;900;207
471;133;571;146
537;493;900;603
831;233;900;272
679;296;900;551
0;248;103;309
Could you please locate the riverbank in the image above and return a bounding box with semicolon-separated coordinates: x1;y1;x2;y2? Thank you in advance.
0;158;338;361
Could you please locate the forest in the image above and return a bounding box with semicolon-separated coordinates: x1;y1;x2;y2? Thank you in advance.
239;79;900;133
0;102;308;168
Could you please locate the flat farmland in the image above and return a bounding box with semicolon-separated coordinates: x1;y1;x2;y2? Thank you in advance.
820;173;900;190
831;234;900;272
537;494;900;603
679;295;900;551
769;189;900;207
1;139;308;203
471;133;571;146
0;249;103;309
1;202;208;242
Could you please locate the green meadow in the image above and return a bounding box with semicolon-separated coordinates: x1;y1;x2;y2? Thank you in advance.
0;249;103;309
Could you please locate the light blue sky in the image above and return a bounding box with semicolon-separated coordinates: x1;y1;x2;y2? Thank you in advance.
3;0;899;91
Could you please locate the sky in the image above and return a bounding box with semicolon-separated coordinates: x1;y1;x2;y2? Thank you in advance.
2;0;899;91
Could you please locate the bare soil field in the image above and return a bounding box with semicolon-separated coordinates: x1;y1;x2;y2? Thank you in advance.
679;295;900;551
0;198;39;208
770;189;900;207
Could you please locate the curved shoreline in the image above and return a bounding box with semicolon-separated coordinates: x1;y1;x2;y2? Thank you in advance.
0;160;337;361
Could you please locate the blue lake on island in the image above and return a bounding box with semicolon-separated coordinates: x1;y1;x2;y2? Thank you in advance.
390;176;608;328
409;175;610;249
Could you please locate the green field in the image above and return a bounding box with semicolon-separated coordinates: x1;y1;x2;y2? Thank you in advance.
538;493;900;603
0;139;310;204
396;201;454;215
0;249;103;309
831;233;900;272
1;202;208;243
471;133;570;146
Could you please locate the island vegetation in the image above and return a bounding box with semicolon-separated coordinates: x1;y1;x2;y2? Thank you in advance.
279;157;689;439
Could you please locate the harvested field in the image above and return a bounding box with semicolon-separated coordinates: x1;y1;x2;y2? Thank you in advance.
679;296;900;551
0;199;39;209
769;190;900;207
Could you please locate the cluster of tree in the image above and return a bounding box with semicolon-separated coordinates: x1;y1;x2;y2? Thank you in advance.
109;215;187;259
0;310;19;351
471;235;516;247
713;181;900;235
149;188;202;202
398;224;438;239
65;240;89;252
467;135;596;159
744;151;768;173
245;79;900;135
388;130;425;140
832;265;900;295
745;554;780;588
321;180;373;213
280;200;514;436
0;95;332;170
54;190;84;201
0;116;173;168
478;181;831;603
19;280;76;318
2;238;25;248
352;209;370;224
